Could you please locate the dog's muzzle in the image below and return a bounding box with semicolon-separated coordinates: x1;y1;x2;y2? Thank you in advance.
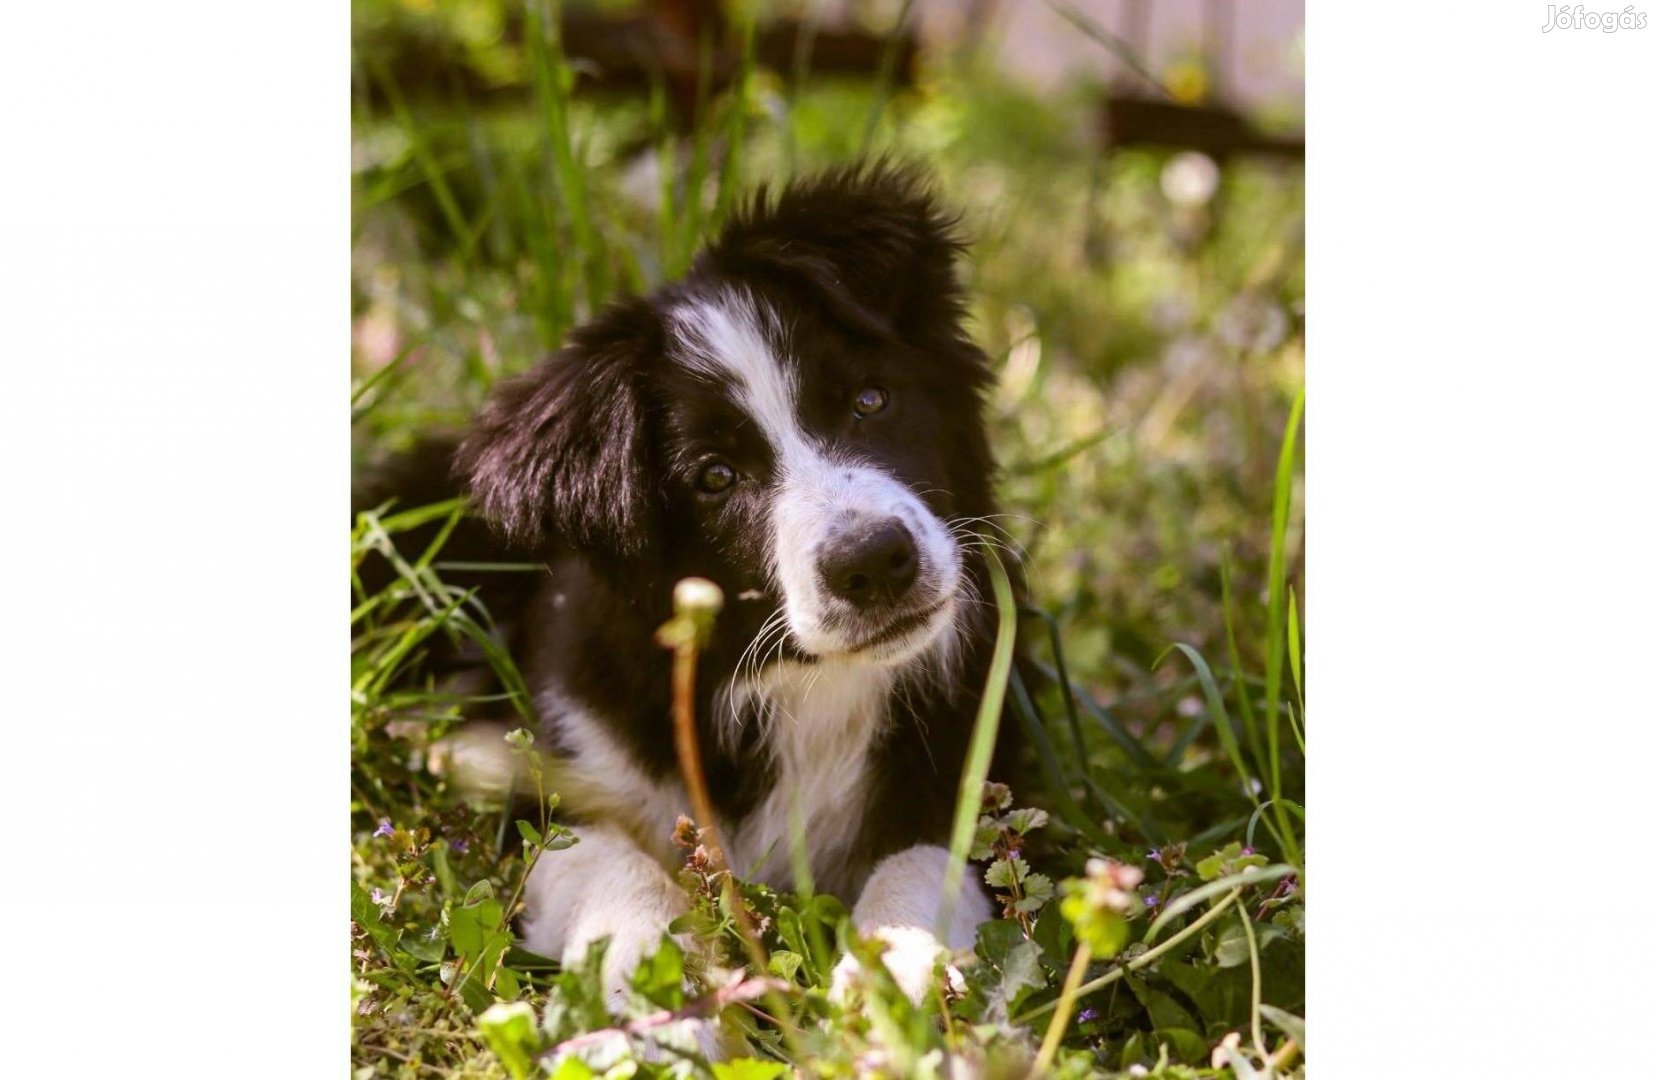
817;519;919;611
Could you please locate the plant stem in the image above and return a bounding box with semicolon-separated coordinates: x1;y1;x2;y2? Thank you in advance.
670;640;725;866
1014;888;1243;1025
1030;941;1092;1077
664;596;801;1050
1241;895;1266;1062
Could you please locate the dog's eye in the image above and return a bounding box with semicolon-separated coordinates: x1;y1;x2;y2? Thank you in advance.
852;385;889;418
696;460;737;495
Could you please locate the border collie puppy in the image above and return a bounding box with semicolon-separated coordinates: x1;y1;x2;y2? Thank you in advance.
452;163;1017;1004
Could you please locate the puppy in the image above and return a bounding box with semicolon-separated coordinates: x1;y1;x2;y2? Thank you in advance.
430;163;1019;1007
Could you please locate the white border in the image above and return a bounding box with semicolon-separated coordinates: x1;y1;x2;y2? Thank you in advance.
1312;1;1656;1072
0;2;345;1074
3;0;1654;1071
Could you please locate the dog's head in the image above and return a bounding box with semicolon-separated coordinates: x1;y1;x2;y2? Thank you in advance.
459;164;997;671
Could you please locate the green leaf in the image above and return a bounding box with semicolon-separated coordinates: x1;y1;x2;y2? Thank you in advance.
1156;957;1213;1004
1213;913;1254;968
985;855;1031;889
350;882;408;969
989;939;1046;1020
713;1061;790;1080
970;921;1046;1024
448;902;484;957
768;950;804;982
1195;842;1269;882
502;945;559;971
1123;973;1201;1038
668;909;721;938
476;1001;543;1080
1272;903;1306;937
629;934;685;1009
1059;892;1129;958
1030;909;1073;974
970;819;1000;861
548;1059;596;1080
399;931;446;964
1005;807;1049;835
1155;1027;1209;1065
516;819;544;851
974;918;1027;967
1014;873;1055;912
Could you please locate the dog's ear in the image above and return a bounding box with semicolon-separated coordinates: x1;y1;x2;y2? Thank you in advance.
456;299;661;557
705;162;967;341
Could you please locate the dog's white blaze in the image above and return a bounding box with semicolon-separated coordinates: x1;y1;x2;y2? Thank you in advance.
668;289;969;897
671;291;963;659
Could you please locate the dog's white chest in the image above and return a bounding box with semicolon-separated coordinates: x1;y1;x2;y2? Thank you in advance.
724;661;892;894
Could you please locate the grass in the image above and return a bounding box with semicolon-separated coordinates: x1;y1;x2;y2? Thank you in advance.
352;3;1304;1076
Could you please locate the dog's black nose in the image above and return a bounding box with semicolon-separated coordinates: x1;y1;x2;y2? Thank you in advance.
820;521;919;609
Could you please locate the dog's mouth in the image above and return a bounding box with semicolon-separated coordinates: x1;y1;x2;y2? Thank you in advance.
837;600;950;657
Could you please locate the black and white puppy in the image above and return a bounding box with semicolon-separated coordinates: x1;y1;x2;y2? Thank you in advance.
450;164;1018;1004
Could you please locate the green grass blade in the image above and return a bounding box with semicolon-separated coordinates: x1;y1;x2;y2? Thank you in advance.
1029;658;1160;772
526;0;606;316
1020;605;1096;784
351;342;419;417
859;0;916;153
1219;551;1263;766
783;0;828;176
1008;667;1120;846
1287;583;1305;724
936;550;1017;940
363;58;472;258
1158;643;1260;816
1263;388;1305;862
714;13;756;227
1142;864;1295;943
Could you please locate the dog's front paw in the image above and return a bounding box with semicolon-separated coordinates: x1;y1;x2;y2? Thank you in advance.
829;925;962;1005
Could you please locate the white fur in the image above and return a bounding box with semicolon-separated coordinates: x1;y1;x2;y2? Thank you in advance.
831;844;991;1003
538;686;690;863
519;823;692;1006
722;659;893;894
850;845;992;946
545;669;882;896
671;291;963;662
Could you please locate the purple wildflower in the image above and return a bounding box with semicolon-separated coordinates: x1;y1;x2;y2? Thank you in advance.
449;837;468;855
1077;1007;1099;1024
1240;846;1254;856
1144;894;1159;907
370;887;389;905
373;818;394;838
1147;849;1160;861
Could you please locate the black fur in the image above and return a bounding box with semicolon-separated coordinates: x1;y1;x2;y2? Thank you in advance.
361;163;1020;891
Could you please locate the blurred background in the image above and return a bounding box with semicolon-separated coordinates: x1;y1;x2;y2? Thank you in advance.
352;0;1303;721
